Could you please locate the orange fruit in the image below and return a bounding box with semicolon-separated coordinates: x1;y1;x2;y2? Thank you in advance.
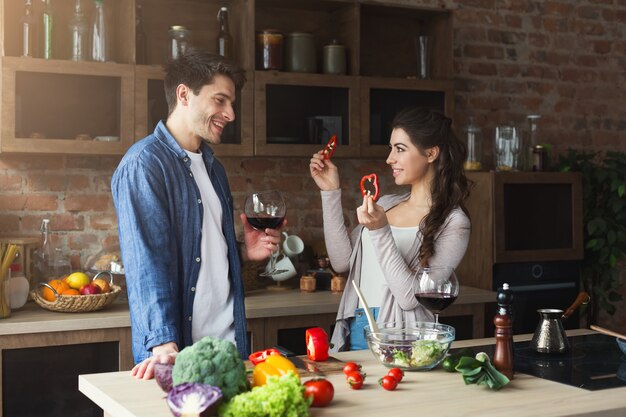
92;278;111;293
42;279;70;302
61;288;80;296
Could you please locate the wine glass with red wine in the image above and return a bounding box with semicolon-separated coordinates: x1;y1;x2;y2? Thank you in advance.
414;266;459;324
244;190;287;277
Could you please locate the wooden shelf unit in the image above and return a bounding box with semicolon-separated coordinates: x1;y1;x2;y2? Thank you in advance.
1;0;454;157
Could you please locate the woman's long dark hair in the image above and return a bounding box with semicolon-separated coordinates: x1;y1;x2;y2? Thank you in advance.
391;107;470;266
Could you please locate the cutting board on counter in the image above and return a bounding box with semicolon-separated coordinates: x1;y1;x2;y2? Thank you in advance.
245;356;345;377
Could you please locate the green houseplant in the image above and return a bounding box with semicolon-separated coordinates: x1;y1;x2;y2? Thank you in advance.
559;150;626;324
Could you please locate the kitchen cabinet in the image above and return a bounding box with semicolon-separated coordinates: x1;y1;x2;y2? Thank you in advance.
1;0;453;157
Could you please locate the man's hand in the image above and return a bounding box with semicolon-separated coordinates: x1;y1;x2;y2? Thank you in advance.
130;341;179;380
240;213;284;262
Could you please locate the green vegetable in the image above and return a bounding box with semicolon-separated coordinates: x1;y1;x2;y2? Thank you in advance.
218;372;310;417
392;350;411;367
172;336;249;401
442;347;475;372
454;352;510;390
410;340;445;367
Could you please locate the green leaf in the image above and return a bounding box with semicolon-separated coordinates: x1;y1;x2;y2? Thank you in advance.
586;239;597;249
617;184;625;197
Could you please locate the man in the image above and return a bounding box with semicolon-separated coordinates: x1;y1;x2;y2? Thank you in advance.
112;49;281;379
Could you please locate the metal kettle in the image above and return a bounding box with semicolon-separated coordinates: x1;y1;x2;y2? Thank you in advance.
530;291;590;354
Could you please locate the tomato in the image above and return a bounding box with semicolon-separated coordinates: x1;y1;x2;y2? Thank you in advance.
342;362;361;375
379;375;398;391
303;378;334;407
345;371;365;390
387;368;404;382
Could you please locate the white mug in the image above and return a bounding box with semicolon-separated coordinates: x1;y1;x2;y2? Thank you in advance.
264;253;297;282
282;232;304;258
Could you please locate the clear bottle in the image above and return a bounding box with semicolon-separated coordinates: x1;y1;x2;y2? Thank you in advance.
216;6;233;59
36;219;53;286
20;0;37;58
91;0;107;62
41;0;54;59
135;4;147;64
527;115;547;171
168;25;191;60
463;117;483;171
69;0;87;61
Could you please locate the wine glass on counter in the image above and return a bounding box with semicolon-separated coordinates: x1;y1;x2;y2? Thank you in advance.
414;266;459;324
244;190;287;276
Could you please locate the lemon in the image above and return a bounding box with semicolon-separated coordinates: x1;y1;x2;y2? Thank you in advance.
65;272;90;290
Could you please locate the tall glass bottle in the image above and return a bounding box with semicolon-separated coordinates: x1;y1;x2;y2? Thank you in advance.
216;6;232;59
91;0;107;62
69;0;87;61
36;219;53;287
41;0;54;59
21;0;36;57
135;4;147;64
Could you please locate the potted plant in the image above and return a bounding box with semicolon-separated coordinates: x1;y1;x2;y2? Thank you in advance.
559;150;626;325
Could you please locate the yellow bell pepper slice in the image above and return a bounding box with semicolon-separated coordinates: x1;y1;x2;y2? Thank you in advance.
252;355;299;387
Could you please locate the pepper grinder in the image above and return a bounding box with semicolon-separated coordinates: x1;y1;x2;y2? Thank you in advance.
493;283;514;379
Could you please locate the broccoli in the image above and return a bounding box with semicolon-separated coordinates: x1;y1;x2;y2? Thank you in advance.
172;336;249;401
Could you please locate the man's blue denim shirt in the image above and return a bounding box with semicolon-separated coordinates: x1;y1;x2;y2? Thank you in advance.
112;121;248;364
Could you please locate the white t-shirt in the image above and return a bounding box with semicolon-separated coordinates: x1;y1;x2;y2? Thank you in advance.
185;150;235;344
359;225;418;308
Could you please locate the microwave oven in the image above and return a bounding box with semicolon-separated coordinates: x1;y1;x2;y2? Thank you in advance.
493;172;584;263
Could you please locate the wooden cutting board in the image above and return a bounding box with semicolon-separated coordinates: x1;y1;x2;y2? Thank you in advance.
245;355;345;377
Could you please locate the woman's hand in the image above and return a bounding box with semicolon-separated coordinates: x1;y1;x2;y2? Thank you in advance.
131;342;179;380
309;151;340;191
240;214;284;262
357;195;388;230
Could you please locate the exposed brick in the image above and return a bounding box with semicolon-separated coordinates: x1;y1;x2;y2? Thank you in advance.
498;64;521;77
540;2;575;16
89;214;118;230
542;17;569;32
522;65;559;80
68;233;99;250
49;214;85;231
572;19;606;36
560;68;598;83
528;33;550;48
592;40;613;54
468;62;498;76
0;175;22;191
27;174;91;192
527;82;555;95
455;26;487;42
240;158;277;175
487;29;526;44
576;6;601;20
494;80;526;94
455;78;488;93
463;44;505;59
64;196;112;212
0;215;21;234
504;14;523;28
575;55;599;67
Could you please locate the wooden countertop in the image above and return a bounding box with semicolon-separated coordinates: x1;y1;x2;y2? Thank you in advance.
0;286;494;335
79;329;626;417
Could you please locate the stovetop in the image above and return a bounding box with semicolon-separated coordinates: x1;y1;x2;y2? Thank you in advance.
454;334;626;391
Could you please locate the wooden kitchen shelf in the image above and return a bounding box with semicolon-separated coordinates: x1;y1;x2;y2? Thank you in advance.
1;0;454;157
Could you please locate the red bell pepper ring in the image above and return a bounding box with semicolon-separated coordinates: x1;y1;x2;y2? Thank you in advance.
360;173;380;201
306;327;329;361
248;348;281;365
322;135;338;160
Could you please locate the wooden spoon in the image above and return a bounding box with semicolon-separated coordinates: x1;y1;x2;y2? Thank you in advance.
351;280;380;334
590;324;626;341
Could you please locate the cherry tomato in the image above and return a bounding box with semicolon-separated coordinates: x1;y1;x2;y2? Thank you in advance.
342;362;361;375
345;371;365;390
387;368;404;383
303;378;334;407
379;375;398;391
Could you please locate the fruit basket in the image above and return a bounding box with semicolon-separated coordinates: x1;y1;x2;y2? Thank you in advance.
30;271;122;313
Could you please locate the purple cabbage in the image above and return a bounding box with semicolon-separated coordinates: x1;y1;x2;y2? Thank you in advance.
166;383;223;417
154;363;174;393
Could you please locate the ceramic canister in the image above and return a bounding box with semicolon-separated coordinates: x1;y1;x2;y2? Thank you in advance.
323;42;346;75
286;32;316;73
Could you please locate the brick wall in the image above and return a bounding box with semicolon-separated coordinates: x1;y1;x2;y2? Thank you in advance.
1;0;624;328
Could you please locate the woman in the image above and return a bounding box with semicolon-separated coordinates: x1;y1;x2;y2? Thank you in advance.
309;107;471;352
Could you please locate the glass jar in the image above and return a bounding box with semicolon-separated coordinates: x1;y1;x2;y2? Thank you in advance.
256;29;283;70
69;0;87;61
463;117;483;171
494;125;520;171
169;25;191;60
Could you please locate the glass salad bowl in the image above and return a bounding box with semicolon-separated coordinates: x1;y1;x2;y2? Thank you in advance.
364;321;455;371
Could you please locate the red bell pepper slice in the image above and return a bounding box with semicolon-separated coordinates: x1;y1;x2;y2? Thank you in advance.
248;348;281;365
322;135;338;160
360;173;380;201
306;327;329;361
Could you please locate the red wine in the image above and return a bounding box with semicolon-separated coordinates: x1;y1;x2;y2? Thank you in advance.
246;216;284;230
415;293;457;312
